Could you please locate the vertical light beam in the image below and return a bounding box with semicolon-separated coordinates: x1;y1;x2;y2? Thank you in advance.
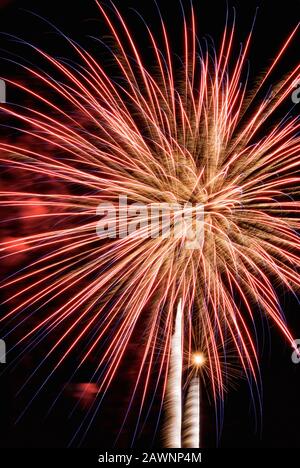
164;298;183;447
182;375;200;448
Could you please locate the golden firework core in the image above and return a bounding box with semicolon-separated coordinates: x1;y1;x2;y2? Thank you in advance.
192;352;206;367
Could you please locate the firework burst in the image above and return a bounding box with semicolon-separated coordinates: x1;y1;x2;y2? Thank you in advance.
0;1;299;445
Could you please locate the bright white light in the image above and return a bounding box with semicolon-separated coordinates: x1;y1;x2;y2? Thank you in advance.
193;352;206;367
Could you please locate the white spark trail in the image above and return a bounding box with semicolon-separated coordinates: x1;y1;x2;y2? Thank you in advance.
182;375;200;448
164;298;183;448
